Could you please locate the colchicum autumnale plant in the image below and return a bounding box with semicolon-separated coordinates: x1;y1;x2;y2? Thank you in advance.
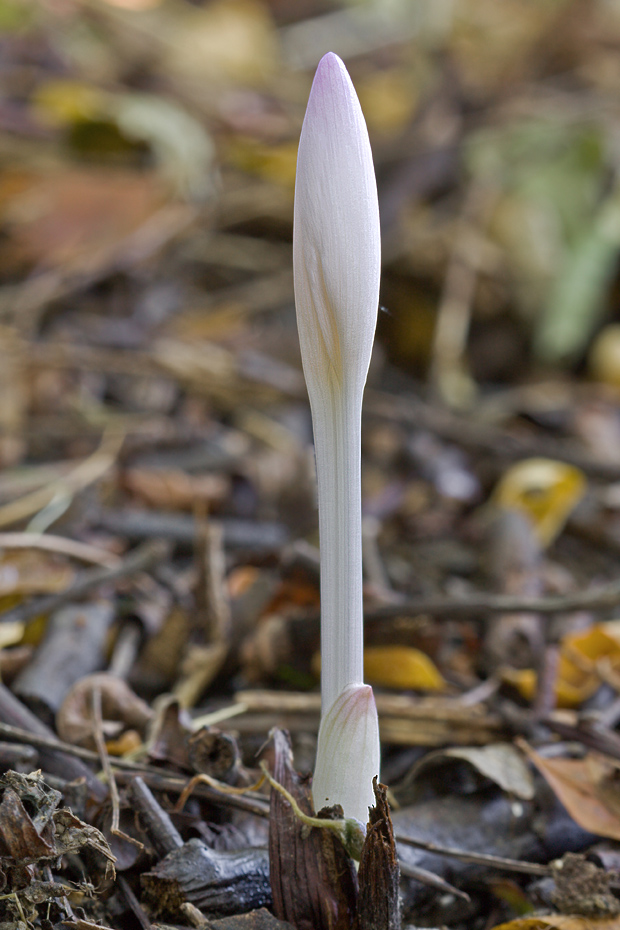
293;52;381;827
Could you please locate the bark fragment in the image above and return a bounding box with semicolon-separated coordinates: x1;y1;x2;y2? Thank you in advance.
356;777;400;930
267;728;358;930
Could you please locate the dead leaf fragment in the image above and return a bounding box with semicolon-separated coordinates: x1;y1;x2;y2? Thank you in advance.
363;645;447;692
491;917;620;930
57;672;153;749
123;465;229;510
519;741;620;841
408;743;535;801
1;168;168;274
493;458;586;548
504;623;620;708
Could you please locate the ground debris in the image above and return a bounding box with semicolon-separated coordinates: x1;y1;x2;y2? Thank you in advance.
355;778;400;930
142;838;271;919
267;728;358;930
551;853;620;918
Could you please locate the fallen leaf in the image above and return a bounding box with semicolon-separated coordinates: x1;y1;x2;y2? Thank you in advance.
589;323;620;386
503;623;620;708
122;467;229;510
0;620;24;649
408;743;535;800
491;916;620;930
1;168;172;275
493;458;586;548
0;550;74;597
363;645;447;691
519;741;620;841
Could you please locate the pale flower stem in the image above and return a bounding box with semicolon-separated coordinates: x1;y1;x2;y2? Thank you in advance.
314;389;364;712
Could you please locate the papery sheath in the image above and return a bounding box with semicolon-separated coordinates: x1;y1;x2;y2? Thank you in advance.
312;683;380;827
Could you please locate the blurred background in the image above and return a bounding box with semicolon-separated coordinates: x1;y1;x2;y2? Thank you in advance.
3;0;620;434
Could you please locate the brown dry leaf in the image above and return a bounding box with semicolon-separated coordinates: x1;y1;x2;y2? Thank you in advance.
268;728;358;929
363;645;447;692
0;168;170;275
491;917;620;930
56;672;153;749
0;787;56;860
519;741;620;841
0;550;74;597
122;466;229;510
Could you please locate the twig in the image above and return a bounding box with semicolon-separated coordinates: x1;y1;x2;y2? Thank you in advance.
0;539;168;626
91;685;143;850
363;578;620;620
0;532;121;567
1;709;269;833
398;861;472;902
366;391;620;482
430;182;497;407
542;716;620;761
395;833;550;876
0;683;107;801
0;429;124;528
114;769;270;819
95;508;288;552
0;721;118;764
0;720;270;817
129;776;183;857
117;875;153;930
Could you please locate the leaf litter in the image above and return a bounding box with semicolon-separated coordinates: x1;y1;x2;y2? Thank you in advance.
2;1;620;928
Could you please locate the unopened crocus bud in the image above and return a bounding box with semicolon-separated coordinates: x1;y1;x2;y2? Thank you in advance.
294;51;381;825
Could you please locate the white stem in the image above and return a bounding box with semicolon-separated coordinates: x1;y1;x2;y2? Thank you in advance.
313;387;364;712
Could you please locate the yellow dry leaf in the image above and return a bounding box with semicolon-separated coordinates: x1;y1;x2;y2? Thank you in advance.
501;667;586;708
589;323;620;387
492;458;586;548
0;620;24;650
357;69;419;136
33;80;105;126
503;623;620;708
20;613;47;648
363;645;446;691
225;138;298;189
106;729;143;756
491;917;620;930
